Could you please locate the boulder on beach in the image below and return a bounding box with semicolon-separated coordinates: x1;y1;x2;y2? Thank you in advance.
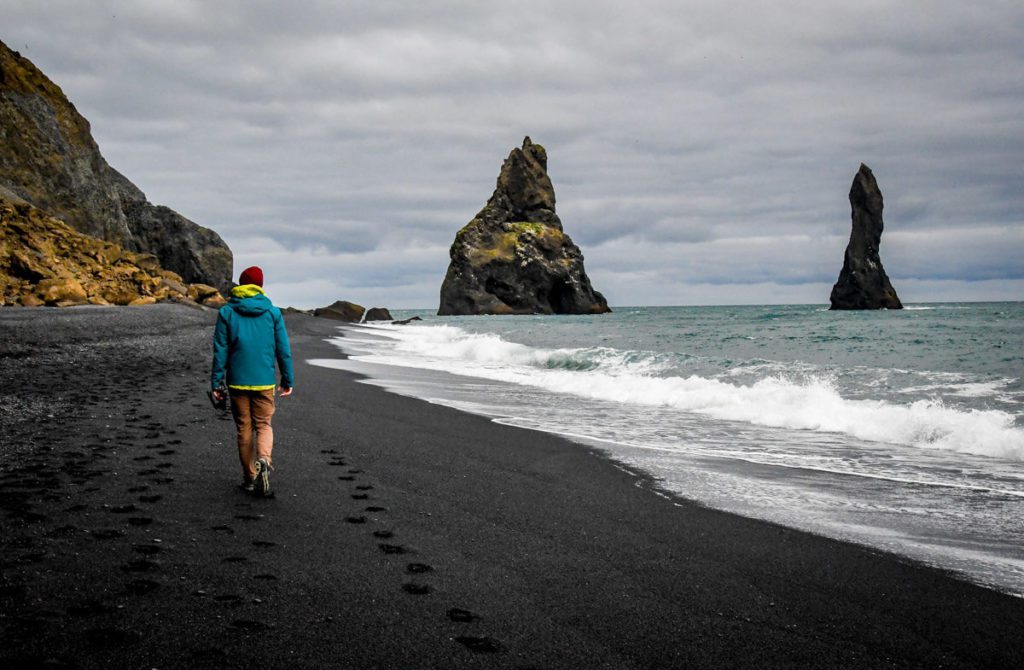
438;137;610;316
0;196;225;308
313;300;365;322
829;164;903;310
392;316;422;325
0;39;232;292
364;307;393;321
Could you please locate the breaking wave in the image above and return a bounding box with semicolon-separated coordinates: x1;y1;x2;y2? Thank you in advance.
346;324;1024;462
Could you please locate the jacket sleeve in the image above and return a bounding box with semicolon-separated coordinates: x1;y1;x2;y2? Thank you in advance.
274;311;295;388
211;309;229;390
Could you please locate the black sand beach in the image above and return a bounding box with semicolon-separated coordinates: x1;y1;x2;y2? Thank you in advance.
1;304;1022;669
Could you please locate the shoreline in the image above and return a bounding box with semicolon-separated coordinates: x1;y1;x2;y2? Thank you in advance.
321;321;1024;600
1;305;1023;668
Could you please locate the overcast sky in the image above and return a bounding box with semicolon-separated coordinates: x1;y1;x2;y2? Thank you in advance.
4;1;1022;308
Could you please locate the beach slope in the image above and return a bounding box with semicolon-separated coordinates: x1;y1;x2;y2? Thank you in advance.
1;305;1021;668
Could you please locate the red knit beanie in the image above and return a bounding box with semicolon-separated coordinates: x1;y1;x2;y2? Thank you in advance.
239;266;264;287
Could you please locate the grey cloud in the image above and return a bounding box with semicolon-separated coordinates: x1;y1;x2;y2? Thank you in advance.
2;0;1022;307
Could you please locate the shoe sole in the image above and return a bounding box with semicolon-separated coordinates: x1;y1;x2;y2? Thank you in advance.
254;459;271;496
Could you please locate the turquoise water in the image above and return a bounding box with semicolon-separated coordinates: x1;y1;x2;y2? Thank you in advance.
312;303;1024;595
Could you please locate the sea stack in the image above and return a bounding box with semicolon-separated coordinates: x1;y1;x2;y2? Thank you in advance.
438;137;610;315
829;164;903;310
0;40;232;292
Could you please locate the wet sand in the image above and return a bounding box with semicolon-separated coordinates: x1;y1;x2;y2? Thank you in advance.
1;304;1022;669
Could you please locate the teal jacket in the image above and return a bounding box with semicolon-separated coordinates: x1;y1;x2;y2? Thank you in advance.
211;285;294;391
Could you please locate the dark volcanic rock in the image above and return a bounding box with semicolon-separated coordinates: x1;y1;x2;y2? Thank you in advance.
392;316;422;325
438;137;610;316
830;164;903;310
313;300;365;322
0;40;232;292
364;307;393;321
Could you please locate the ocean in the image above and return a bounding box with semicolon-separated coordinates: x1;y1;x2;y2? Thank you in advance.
310;303;1024;597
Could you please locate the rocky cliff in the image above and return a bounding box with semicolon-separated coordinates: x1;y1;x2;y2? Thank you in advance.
439;137;609;315
0;40;232;291
1;194;225;308
829;164;902;310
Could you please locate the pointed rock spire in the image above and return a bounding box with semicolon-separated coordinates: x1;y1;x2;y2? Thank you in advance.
829;164;903;310
438;137;610;315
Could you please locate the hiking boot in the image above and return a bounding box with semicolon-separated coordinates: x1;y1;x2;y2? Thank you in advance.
254;458;271;497
239;477;255;493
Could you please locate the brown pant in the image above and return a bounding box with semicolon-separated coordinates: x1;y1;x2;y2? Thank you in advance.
230;388;276;480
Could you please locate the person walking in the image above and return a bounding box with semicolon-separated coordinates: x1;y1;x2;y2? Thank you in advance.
211;266;294;496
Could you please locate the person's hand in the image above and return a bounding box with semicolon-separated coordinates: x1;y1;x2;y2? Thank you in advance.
212;388;226;402
279;386;293;397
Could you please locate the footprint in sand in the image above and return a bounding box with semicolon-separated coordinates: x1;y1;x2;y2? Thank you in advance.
253;573;278;581
109;504;138;514
379;543;407;555
190;648;228;664
234;514;263;522
447;608;479;623
365;506;387;513
402;583;432;595
337;475;355;481
222;556;248;563
372;530;394;539
67;600;112;618
252;540;277;548
45;524;78;538
125;578;160;595
407;563;433;574
210;524;234;534
139;494;162;503
356;485;373;491
351;493;370;500
132;544;161;555
121;559;159;572
213;594;242;603
456;636;502;653
345;515;367;524
127;486;149;493
17;551;47;564
127;517;153;527
86;627;143;646
92;529;126;540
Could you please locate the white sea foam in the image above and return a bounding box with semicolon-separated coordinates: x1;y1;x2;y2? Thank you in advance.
346;324;1024;462
899;380;1014;398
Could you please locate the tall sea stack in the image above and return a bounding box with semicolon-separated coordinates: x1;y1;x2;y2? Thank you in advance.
438;137;610;315
0;40;232;291
829;164;902;310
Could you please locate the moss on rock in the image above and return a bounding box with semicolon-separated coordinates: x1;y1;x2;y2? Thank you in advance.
438;137;609;315
0;196;223;308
